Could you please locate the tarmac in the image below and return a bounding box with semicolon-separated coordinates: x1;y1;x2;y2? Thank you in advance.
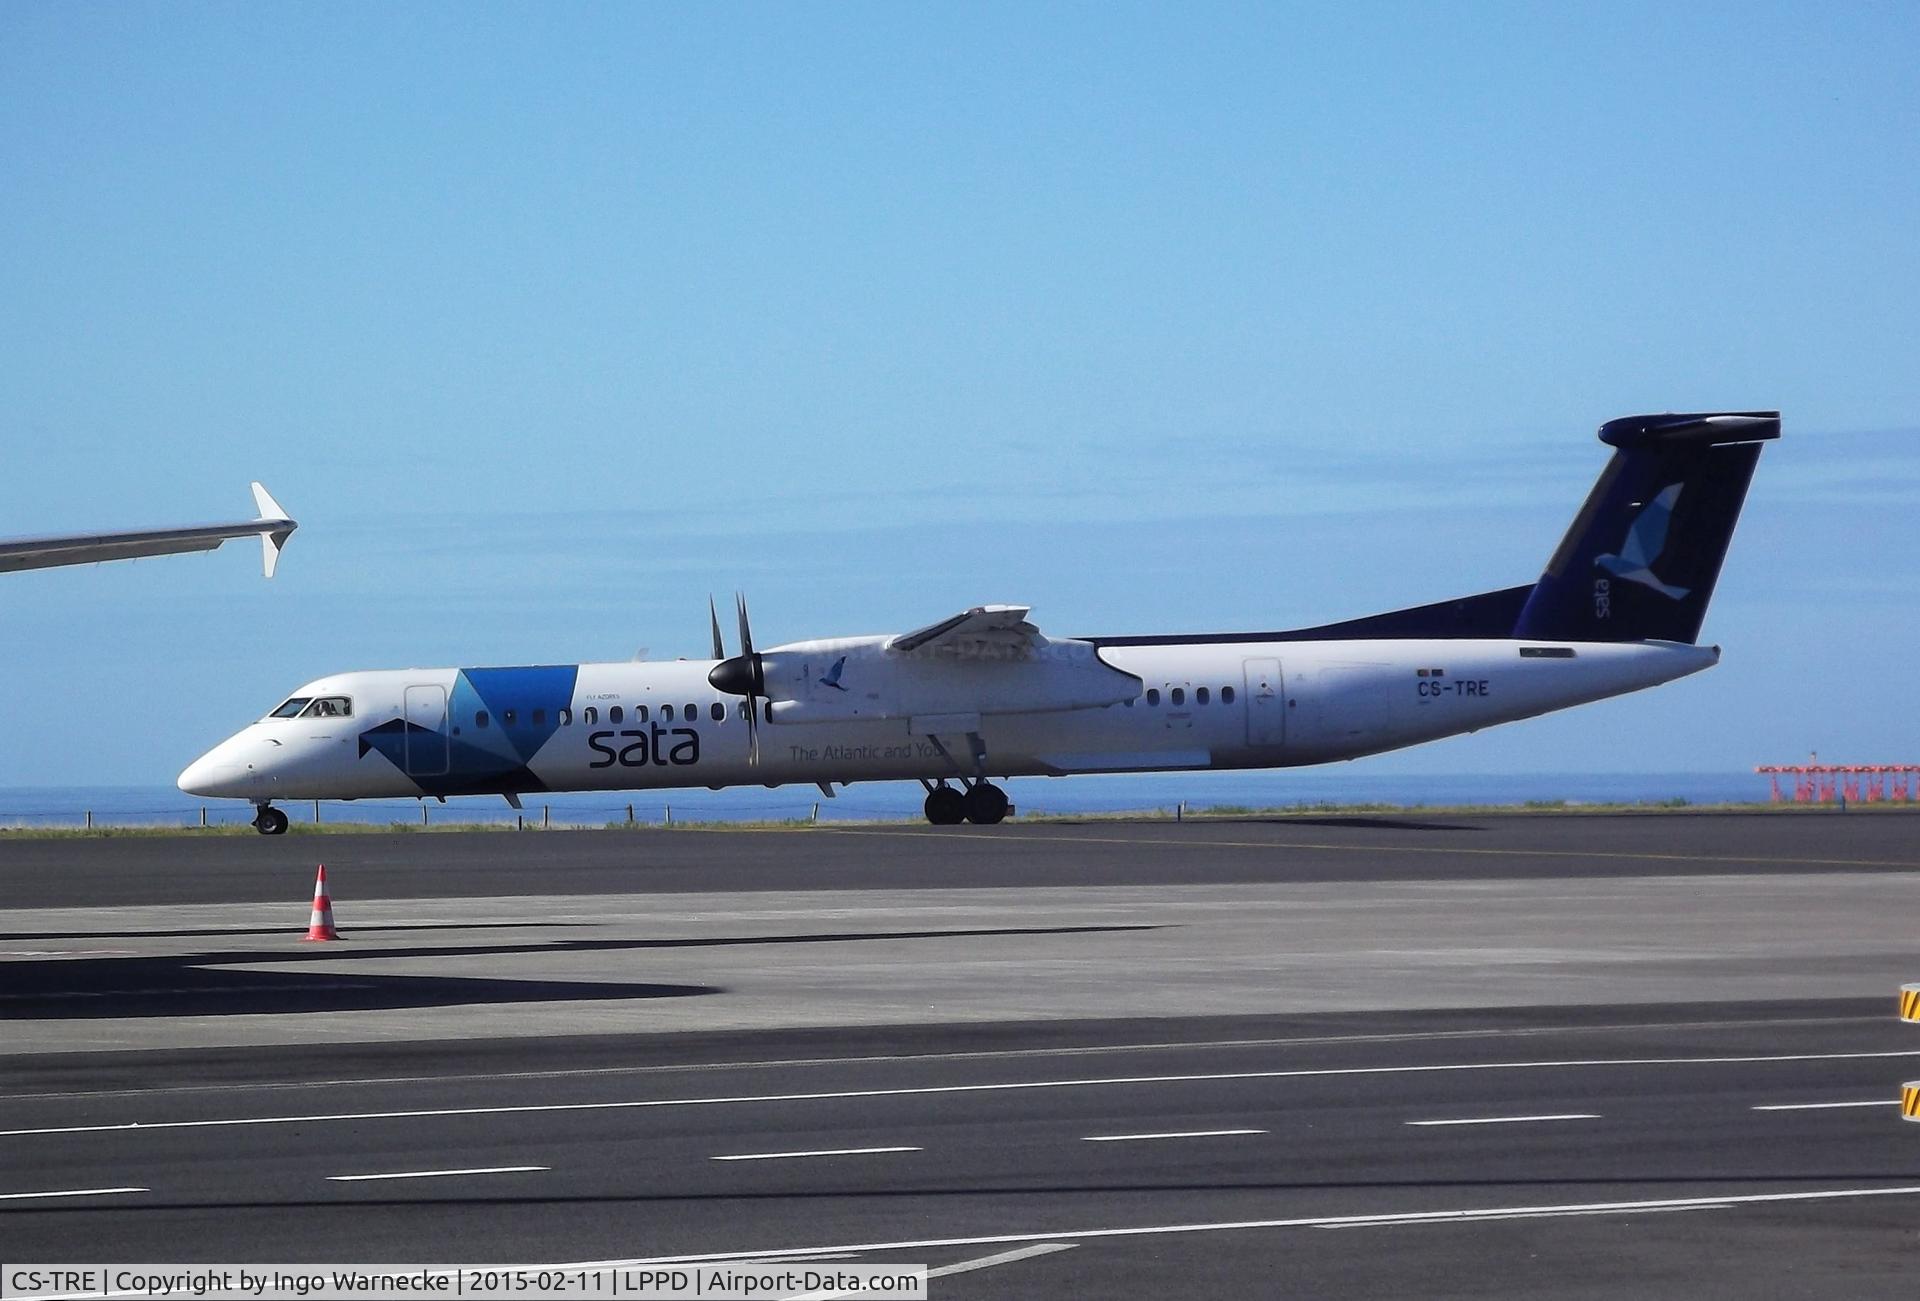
3;811;1918;1297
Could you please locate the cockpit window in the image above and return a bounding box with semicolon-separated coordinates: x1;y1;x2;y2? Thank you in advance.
299;696;353;719
269;697;312;719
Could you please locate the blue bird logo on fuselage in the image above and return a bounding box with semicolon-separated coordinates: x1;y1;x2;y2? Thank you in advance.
818;656;849;691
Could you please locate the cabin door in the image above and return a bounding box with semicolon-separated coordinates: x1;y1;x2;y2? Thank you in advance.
1243;658;1285;748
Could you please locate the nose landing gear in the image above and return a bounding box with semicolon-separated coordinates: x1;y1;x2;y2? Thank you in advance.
252;804;289;836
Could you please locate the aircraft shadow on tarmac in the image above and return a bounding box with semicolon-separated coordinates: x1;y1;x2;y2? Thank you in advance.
0;922;606;943
0;924;1158;1020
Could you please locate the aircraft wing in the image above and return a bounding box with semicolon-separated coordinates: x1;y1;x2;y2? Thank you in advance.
761;603;1134;723
0;482;296;578
886;604;1040;655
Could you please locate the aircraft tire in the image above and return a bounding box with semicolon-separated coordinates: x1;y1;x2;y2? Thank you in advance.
254;807;289;836
962;783;1009;826
924;787;966;826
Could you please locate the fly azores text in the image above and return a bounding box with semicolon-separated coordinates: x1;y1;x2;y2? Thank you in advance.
587;724;700;769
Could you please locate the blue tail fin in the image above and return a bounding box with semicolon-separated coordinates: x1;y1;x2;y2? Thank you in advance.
1512;412;1779;644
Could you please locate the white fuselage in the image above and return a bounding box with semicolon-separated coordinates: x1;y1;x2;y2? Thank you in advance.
177;637;1717;804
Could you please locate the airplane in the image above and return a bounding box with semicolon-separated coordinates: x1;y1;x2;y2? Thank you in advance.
0;483;296;578
180;412;1775;834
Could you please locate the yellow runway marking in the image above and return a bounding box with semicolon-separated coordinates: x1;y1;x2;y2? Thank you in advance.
817;827;1920;872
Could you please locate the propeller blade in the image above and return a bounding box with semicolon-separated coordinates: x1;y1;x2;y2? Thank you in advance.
739;594;762;764
708;595;726;661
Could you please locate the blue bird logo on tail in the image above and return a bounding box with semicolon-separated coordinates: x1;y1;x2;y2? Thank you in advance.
1595;483;1691;600
818;656;849;691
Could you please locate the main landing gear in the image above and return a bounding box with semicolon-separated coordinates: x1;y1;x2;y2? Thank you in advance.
920;727;1009;826
252;804;289;836
922;781;1009;826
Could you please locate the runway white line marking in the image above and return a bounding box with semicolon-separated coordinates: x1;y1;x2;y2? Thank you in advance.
574;1184;1920;1264
0;1185;146;1201
928;1243;1078;1277
326;1165;548;1182
0;1014;1883;1102
11;1049;1918;1138
712;1147;920;1162
1312;1204;1729;1229
1083;1129;1266;1142
1406;1113;1599;1127
1751;1100;1902;1111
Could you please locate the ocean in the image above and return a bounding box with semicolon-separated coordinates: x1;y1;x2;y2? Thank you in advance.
0;771;1785;831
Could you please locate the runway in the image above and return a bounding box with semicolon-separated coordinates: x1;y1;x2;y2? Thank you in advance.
5;809;1917;908
3;812;1918;1297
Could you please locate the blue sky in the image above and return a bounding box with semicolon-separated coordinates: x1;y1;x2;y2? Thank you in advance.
1;3;1915;787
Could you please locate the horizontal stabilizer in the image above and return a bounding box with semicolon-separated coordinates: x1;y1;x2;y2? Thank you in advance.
1598;411;1781;449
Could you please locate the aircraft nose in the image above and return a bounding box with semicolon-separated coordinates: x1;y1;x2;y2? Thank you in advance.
178;744;251;797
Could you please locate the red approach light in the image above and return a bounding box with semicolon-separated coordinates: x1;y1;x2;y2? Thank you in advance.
1754;763;1920;804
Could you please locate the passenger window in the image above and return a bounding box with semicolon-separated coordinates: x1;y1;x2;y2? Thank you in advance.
475;711;489;728
559;708;572;726
1196;687;1210;705
739;702;751;720
609;706;624;724
1222;685;1235;704
532;709;546;726
270;697;312;719
584;706;598;725
663;704;675;721
1171;688;1185;706
710;702;724;722
636;704;649;722
1146;688;1161;706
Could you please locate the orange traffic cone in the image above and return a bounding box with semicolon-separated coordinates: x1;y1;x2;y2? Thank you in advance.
303;863;341;942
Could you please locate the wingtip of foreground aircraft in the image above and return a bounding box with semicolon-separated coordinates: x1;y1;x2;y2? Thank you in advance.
0;480;299;577
249;481;297;579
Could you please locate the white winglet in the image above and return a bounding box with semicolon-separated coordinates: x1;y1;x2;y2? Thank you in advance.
251;481;287;521
250;481;297;578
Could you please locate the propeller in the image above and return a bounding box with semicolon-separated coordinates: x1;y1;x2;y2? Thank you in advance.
707;591;765;763
708;595;726;661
